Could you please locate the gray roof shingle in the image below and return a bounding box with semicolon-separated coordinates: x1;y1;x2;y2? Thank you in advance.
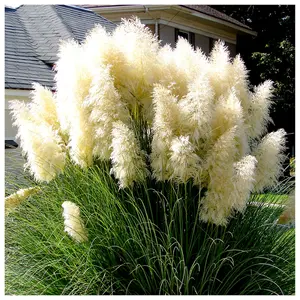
54;5;116;42
5;5;116;90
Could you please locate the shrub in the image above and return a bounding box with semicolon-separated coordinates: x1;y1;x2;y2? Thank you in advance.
6;18;294;295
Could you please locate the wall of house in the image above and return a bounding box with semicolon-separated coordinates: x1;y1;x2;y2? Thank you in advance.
225;42;236;57
159;24;176;47
195;33;210;54
5;92;30;142
159;24;235;58
160;24;211;54
145;24;156;35
5;109;17;141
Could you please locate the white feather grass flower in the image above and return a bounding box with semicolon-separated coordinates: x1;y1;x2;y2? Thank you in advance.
29;83;59;129
211;89;243;139
55;40;83;134
5;187;40;216
208;40;232;99
211;89;249;158
62;201;88;243
157;44;188;98
84;66;129;160
231;54;251;113
253;129;286;192
110;121;149;188
246;80;273;139
179;72;214;144
55;40;94;168
151;85;184;181
200;127;238;225
157;38;208;99
169;136;202;183
111;17;161;116
9;100;66;182
83;24;116;72
173;38;204;84
232;155;257;212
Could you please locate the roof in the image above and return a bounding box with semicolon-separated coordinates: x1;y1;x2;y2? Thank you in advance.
5;5;116;90
81;4;252;31
181;5;252;30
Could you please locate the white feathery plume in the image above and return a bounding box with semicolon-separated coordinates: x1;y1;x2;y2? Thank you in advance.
232;155;257;212
179;71;214;144
83;24;116;72
252;129;286;192
111;17;161;116
5;187;40;216
246;80;273;139
211;88;250;158
110;121;149;188
9;100;66;182
55;39;94;168
62;201;88;243
157;43;188;99
208;40;232;100
151;85;184;181
211;88;243;141
169;136;202;183
55;40;83;134
230;54;251;113
29;83;60;130
200;127;238;225
84;66;129;160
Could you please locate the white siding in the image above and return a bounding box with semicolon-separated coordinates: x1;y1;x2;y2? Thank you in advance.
5;109;18;141
5;91;30;142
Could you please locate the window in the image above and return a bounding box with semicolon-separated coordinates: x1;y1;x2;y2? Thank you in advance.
178;29;189;41
209;37;218;52
175;28;195;49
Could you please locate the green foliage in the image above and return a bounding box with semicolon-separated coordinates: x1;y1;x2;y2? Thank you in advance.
289;157;295;175
5;163;295;295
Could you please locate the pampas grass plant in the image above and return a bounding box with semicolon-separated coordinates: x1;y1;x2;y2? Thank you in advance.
6;18;295;295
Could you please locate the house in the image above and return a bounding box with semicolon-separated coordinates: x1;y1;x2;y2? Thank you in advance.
5;4;116;143
81;4;256;56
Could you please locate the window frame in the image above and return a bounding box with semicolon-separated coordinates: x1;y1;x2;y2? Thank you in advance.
175;28;195;49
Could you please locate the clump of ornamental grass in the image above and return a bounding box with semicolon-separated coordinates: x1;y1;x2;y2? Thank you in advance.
5;163;295;295
6;18;294;295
